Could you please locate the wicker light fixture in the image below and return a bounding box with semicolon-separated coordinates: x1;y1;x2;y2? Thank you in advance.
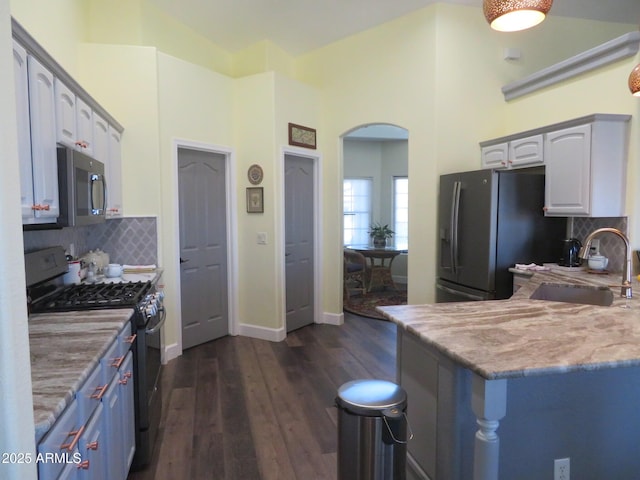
483;0;553;32
629;64;640;96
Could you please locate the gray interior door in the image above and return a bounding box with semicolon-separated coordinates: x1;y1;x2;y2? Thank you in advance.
178;148;228;349
285;154;315;332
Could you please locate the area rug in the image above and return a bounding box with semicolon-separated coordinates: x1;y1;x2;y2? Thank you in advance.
344;288;407;320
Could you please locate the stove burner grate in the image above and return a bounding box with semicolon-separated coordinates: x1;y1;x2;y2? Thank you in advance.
30;281;152;313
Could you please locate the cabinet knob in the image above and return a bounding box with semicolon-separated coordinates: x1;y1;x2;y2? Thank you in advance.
86;441;99;451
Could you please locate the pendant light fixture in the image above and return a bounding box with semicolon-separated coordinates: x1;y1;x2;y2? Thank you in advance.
483;0;553;32
629;64;640;96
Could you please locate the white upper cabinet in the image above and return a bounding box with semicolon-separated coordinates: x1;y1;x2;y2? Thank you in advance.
481;134;543;169
106;127;123;218
25;54;59;223
76;96;94;155
509;135;543;168
54;78;76;148
480;142;508;169
93;112;109;163
544;117;629;217
13;41;35;220
14;20;124;228
481;114;630;218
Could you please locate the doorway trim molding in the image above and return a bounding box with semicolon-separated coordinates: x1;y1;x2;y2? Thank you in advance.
279;146;330;335
167;138;239;361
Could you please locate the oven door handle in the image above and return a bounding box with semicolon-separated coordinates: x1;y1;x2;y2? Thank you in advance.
146;306;166;335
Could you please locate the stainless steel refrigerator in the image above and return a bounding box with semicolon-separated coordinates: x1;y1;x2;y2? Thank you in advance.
436;168;566;302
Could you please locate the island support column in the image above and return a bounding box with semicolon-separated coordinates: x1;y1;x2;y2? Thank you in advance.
471;375;507;480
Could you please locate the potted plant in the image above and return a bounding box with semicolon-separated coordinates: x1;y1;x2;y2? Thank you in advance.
369;222;394;248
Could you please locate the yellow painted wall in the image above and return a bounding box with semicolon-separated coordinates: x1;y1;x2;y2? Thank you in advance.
155;52;235;346
296;3;639;306
10;0;87;74
8;0;640;330
77;44;161;217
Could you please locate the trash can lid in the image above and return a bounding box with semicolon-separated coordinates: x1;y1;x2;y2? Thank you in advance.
336;379;407;416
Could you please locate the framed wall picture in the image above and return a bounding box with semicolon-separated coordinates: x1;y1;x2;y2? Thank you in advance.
288;123;317;149
246;187;264;213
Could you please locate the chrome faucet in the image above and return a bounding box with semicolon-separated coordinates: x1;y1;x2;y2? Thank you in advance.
579;227;632;299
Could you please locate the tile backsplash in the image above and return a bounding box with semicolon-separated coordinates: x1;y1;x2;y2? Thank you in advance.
571;217;627;273
23;217;158;266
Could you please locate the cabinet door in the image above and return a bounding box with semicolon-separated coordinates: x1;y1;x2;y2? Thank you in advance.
103;372;125;480
481;142;508;169
120;352;136;474
13;41;35;220
27;55;59;221
509;134;543;168
55;79;77;148
106;127;123;218
544;124;591;216
37;400;81;480
76;97;94;155
93;113;109;163
78;403;107;480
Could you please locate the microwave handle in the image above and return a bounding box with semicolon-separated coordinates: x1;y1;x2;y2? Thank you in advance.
90;173;107;214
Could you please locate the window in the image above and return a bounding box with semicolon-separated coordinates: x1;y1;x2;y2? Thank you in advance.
343;178;372;246
393;177;408;250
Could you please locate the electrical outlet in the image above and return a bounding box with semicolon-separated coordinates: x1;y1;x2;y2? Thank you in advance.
554;457;570;480
590;239;600;254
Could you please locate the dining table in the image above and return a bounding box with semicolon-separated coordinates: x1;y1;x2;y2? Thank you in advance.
347;245;405;292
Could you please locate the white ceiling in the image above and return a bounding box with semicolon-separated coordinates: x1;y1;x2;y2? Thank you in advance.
147;0;640;56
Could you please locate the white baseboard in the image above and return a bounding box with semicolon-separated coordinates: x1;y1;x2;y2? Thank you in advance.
237;322;286;342
163;313;342;360
163;342;181;364
318;311;344;326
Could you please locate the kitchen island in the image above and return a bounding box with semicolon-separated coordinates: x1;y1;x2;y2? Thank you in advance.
378;269;640;480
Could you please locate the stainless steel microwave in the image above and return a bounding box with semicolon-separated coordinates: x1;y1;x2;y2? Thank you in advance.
57;146;106;227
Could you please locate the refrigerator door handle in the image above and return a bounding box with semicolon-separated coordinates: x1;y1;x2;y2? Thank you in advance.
436;283;485;301
450;181;461;274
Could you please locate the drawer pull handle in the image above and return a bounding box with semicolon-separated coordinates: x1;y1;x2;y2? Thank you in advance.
90;384;108;400
77;460;90;470
125;333;137;344
86;441;99;451
110;356;125;369
60;426;84;451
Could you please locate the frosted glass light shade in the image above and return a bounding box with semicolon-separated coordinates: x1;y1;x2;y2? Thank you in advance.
483;0;553;32
629;64;640;96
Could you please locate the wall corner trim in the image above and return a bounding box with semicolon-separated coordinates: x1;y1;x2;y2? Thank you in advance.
502;31;640;101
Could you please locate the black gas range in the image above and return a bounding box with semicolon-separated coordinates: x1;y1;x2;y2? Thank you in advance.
29;281;153;318
25;246;164;471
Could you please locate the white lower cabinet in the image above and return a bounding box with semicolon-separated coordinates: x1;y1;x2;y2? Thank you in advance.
37;323;135;480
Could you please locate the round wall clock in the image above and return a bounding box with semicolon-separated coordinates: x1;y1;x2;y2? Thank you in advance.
248;164;264;185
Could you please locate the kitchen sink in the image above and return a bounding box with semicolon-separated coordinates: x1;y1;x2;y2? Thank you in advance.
529;283;614;307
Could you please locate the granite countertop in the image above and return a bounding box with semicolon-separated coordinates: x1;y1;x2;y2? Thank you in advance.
29;309;134;442
378;267;640;381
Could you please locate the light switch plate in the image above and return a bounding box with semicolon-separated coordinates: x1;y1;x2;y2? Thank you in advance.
257;232;268;245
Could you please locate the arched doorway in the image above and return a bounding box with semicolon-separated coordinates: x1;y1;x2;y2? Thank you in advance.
342;124;409;309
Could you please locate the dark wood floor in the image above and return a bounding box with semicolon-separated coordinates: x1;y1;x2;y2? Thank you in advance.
128;312;397;480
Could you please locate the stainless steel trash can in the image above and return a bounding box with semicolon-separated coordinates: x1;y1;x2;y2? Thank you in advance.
336;379;410;480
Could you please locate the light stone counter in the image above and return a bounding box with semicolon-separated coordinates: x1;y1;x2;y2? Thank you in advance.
379;269;640;480
378;268;639;380
29;309;133;442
